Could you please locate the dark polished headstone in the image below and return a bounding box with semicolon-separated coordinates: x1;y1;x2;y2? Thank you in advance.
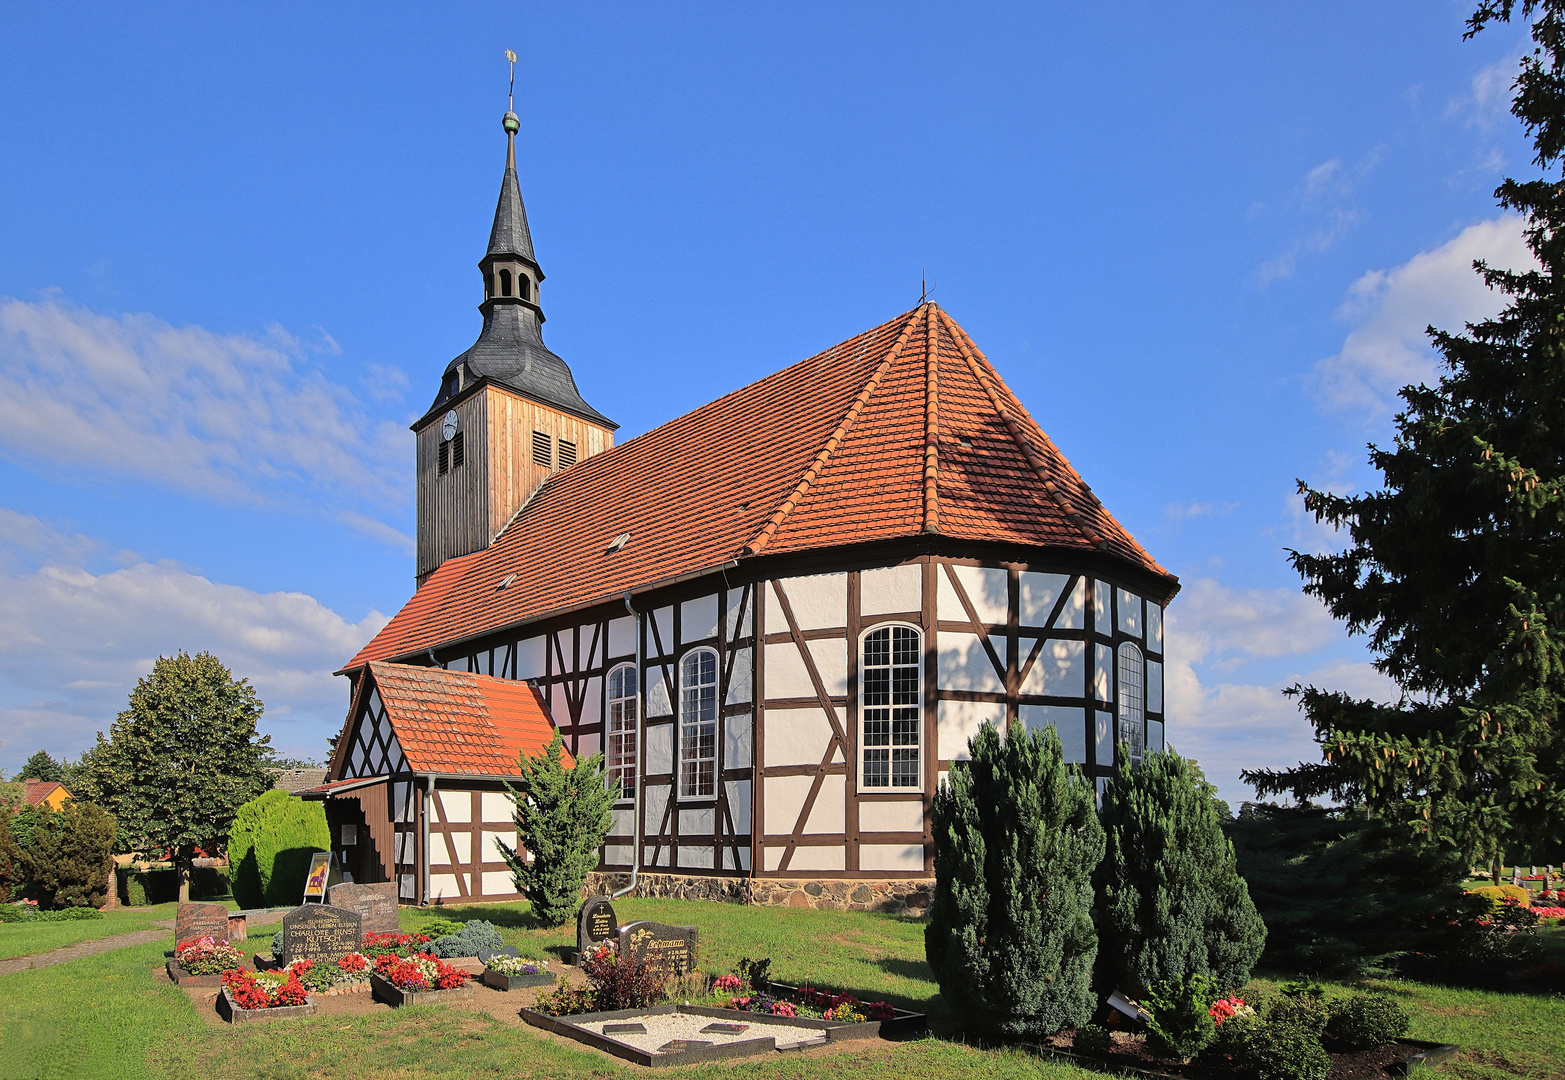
577;896;618;956
658;1040;711;1053
603;1022;648;1035
281;904;362;965
174;902;229;946
616;920;698;973
327;882;399;937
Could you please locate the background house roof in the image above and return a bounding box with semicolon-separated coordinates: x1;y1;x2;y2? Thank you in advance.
23;780;68;807
347;303;1175;671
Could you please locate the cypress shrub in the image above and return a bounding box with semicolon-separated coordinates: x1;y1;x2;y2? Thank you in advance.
498;732;613;927
1096;747;1265;997
17;801;117;908
926;721;1104;1037
0;812;18;904
227;789;330;908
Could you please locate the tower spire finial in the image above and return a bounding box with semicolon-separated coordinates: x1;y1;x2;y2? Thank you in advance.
502;48;520;171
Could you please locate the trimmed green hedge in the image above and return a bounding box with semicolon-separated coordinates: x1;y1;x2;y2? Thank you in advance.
227;790;329;908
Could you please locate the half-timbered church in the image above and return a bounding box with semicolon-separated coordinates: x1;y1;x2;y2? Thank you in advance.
307;106;1179;910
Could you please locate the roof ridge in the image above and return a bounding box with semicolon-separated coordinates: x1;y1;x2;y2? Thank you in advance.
937;308;1106;550
922;305;940;534
740;307;924;557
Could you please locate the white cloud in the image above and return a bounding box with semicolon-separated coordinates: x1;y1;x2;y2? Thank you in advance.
0;509;387;774
1257;157;1375;285
0;295;410;508
1168;577;1339;670
1313;215;1535;414
1447;53;1521;130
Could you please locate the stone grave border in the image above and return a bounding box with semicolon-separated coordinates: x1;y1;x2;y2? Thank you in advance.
165;960;231;988
369;973;476;1008
764;981;928;1037
217;989;318;1024
481;967;555;991
520;1002;909;1067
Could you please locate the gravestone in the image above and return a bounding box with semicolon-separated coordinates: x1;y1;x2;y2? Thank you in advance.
577;896;619;957
617;920;698;973
175;902;230;946
328;881;399;937
281;904;362;965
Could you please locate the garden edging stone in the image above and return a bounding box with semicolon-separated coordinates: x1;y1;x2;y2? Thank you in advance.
217;988;318;1024
481;968;555;990
369;972;474;1007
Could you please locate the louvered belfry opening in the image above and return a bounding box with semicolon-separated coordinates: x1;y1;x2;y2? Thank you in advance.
532;430;552;467
438;440;450;476
452;431;465;468
557;439;577;467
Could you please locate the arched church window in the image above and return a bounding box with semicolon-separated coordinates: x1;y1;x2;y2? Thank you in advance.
678;648;718;799
1117;641;1145;765
517;275;530;300
499;269;513;297
860;624;922;789
606;664;638;802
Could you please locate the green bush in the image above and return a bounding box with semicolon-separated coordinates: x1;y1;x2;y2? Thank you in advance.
1244;1020;1331;1080
121;868;179;906
1267;983;1330;1037
418;916;465;940
497;732;613;927
1326;993;1409;1050
926;722;1105;1037
17;801;116;908
1072;1024;1113;1055
1096;748;1265;997
1142;973;1218;1061
0;905;102;923
227;789;330;908
1212;1009;1264;1058
430;920;505;958
0;905;25;923
0;812;19;904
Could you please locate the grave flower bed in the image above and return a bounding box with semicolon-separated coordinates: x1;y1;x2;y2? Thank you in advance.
369;951;472;1007
217;968;317;1023
168;936;246;987
361;930;431;960
481;954;555;991
283;953;372;996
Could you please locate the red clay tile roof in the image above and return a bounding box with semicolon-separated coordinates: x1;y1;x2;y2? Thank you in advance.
363;662;571;777
344;304;1175;670
24;781;67;806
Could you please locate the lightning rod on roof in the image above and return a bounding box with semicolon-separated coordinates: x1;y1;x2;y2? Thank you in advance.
505;48;517;112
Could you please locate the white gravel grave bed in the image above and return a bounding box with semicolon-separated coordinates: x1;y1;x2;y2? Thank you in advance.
582;1011;827;1054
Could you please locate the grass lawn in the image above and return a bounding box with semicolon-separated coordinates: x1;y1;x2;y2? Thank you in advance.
0;902;186;960
2;896;1562;1080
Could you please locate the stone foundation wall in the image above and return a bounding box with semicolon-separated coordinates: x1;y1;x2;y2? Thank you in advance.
582;872;933;914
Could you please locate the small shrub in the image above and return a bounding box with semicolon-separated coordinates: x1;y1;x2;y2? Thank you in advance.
1143;973;1219;1061
1473;884;1532;911
537;984;597;1015
0;905;24;923
271;929;283;956
1244;1020;1330;1080
737;956;772;991
16;801;116;908
418;916;464;940
1326;993;1409;1050
429;920;504;958
1073;1024;1113;1055
1211;1009;1264;1059
580;941;671;1010
1267;982;1330;1036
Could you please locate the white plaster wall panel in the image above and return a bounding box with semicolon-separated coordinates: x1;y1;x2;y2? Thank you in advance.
859;800;925;833
1148;720;1165;752
724;780;751;833
612;809;634;835
938;565;1009;624
938;631;1004;693
480;792;512;823
386;738;406;774
483;832;514;860
548;684;566;727
724;713;753;769
1020;572;1068;626
678;808;715;835
860;844;925;871
681;594;721;644
1096;710;1115;765
764;847;785;871
646;670;673;717
776;573;847;631
809;639;848;695
645;723;673;774
764;642;813;699
645;847;670;868
725;587;752;641
429;873;462;900
578;676;603;728
604;845;633;866
678;845;715;869
399;873;415;899
861;564;923;616
515;636;547;680
937;699;1005;761
481;871;515;895
367;690;384;716
937;770;950;791
1147;660;1163;713
652;606;674;655
607;616;636;660
1094;580;1114;636
1020;638;1085;697
1020;705;1088;764
788;847;847;871
576;732;601;759
736;847;751;871
763;775;814;834
472;649;491;676
805;776;845;833
348;743;367;775
1148;604;1164;651
1056;577;1086;629
444;831;472;863
1117;589;1144;639
726;648;753;705
396;833;414;863
644;785;670;832
1093;644;1114;701
440;793;472;824
763;706;836;767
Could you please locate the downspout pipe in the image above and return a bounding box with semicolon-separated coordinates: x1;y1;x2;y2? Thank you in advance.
421;774;434;905
612;591;645;901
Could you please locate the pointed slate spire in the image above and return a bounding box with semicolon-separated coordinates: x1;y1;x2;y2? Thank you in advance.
487;111;538;265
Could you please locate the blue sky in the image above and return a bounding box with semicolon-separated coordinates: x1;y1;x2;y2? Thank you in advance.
0;3;1538;804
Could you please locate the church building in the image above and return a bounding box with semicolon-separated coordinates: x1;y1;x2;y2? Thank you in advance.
307;107;1179;910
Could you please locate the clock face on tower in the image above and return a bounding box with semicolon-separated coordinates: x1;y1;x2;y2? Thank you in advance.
441;411;458;442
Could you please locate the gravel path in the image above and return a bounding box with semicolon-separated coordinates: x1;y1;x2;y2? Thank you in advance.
0;919;175;978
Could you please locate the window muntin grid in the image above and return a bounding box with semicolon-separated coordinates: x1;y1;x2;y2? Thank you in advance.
606;663;638;802
861;624;922;789
1117;641;1145;765
679;648;718;799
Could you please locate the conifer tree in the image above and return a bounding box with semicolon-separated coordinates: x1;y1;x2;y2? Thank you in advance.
16;801;117;908
498;732;613;927
1254;1;1565;865
1097;748;1265;997
926;722;1103;1037
18;751;63;784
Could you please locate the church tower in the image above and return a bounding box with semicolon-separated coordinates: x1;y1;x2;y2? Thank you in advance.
414;109;617;584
